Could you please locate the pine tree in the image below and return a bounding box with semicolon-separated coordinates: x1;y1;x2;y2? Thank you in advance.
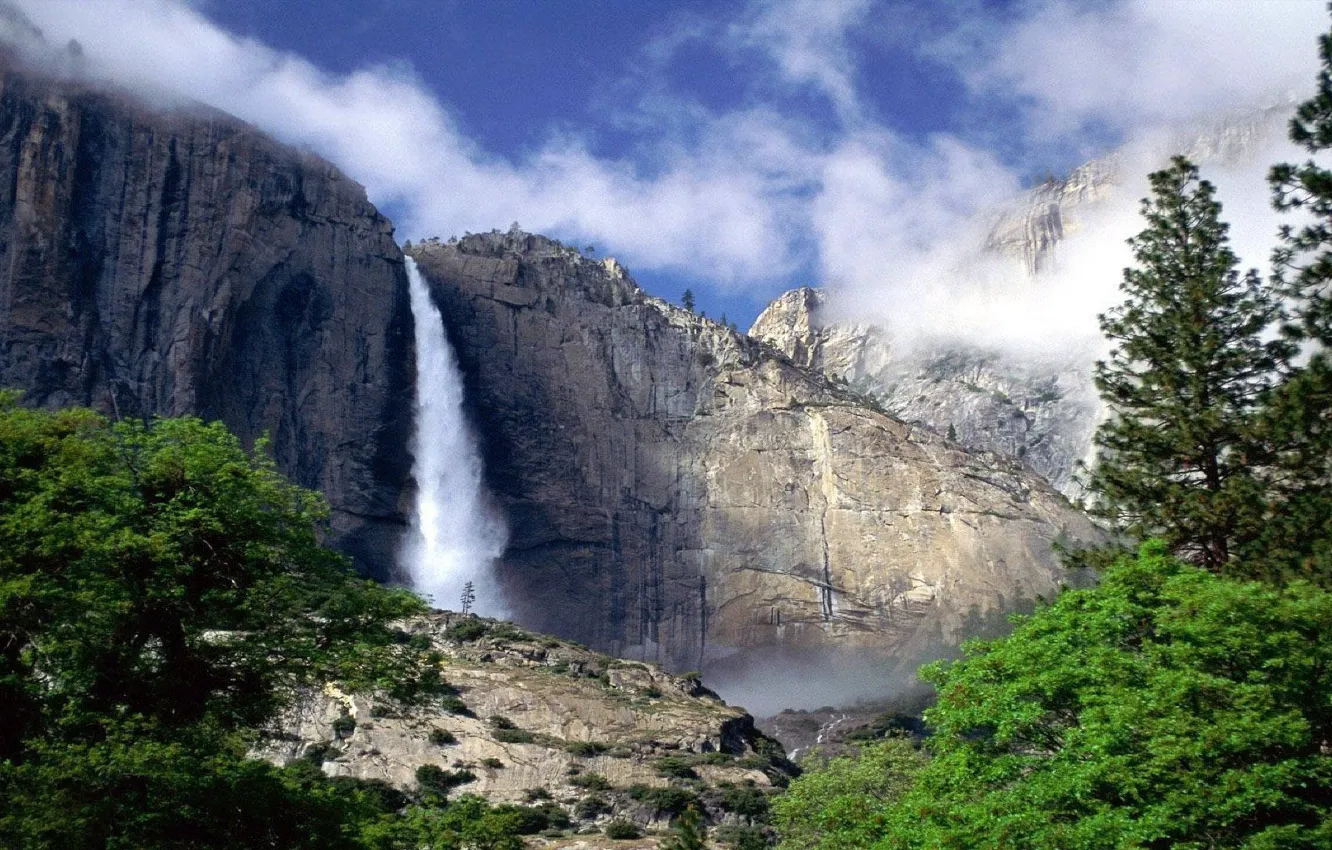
1263;12;1332;582
660;804;707;850
460;580;476;615
681;288;696;313
1089;156;1287;574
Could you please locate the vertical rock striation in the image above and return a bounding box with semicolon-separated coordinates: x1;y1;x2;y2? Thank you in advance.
409;233;1097;693
0;63;414;574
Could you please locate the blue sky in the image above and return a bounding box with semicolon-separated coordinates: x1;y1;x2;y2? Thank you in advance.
10;1;1328;330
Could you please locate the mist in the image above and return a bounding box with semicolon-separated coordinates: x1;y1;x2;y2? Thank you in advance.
818;107;1306;362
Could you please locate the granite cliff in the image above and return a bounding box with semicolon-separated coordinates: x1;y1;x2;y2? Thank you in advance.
0;57;1100;707
408;233;1097;703
749;288;1102;497
0;61;415;573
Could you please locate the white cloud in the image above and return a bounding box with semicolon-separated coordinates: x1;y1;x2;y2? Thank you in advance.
956;0;1325;136
729;0;872;123
12;0;821;285
5;0;1327;348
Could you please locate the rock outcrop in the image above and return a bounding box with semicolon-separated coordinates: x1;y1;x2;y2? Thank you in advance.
260;612;792;833
0;62;415;574
749;289;1102;497
408;233;1097;701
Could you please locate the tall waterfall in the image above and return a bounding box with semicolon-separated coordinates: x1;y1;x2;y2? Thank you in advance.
402;257;507;616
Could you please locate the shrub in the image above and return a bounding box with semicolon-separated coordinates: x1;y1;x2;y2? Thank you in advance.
565;740;609;757
570;772;611;791
574;794;611;819
444;619;489;642
481;757;505;769
627;784;698;815
301;742;336;765
331;714;356;738
604;819;642;839
414;764;477;796
438;695;473;716
654;755;698;780
492;728;536;745
522;787;552;802
488;715;516;729
428;728;457;746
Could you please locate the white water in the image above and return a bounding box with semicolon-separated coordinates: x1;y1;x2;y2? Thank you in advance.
402;257;508;616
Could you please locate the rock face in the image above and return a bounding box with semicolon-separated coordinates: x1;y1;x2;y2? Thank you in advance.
260;612;791;832
749;289;1102;497
0;63;415;573
409;233;1096;702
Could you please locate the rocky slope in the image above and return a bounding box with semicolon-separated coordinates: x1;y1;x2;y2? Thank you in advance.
0;60;414;573
408;232;1097;703
259;611;792;837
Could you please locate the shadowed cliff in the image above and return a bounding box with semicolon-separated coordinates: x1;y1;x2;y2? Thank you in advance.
0;61;416;575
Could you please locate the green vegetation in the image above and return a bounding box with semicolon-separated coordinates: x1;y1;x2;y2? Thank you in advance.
772;16;1332;850
1088;157;1287;573
774;738;925;850
428;728;457;746
604;819;642;839
569;772;612;791
661;804;708;850
0;398;561;848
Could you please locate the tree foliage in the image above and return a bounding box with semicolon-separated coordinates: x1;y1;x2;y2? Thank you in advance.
773;738;925;850
1261;13;1332;583
1087;158;1287;574
873;544;1332;849
0;396;527;848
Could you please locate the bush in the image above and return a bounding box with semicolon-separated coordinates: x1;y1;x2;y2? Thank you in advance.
714;784;769;821
488;715;516;729
492;728;536;745
604;819;642;839
714;823;770;849
428;728;457;746
574;794;611;819
331;714;356;738
414;764;477;796
627;784;699;816
301;742;336;765
481;757;505;769
570;772;611;791
523;787;552;802
565;740;609;757
439;695;473;717
654;755;698;780
444;619;489;642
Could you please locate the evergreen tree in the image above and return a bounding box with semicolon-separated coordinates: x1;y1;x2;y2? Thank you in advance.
1089;157;1287;574
1264;11;1332;582
682;288;696;313
661;804;708;850
460;580;476;615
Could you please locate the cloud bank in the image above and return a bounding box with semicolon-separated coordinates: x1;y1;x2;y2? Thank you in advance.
6;0;1326;351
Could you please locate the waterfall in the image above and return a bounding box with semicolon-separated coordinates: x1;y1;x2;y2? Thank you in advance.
402;257;507;616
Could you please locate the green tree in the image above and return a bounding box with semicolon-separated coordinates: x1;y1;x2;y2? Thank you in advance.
661;804;708;850
1088;157;1287;574
682;288;697;313
773;737;925;850
872;544;1332;850
0;396;443;848
1263;11;1332;583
